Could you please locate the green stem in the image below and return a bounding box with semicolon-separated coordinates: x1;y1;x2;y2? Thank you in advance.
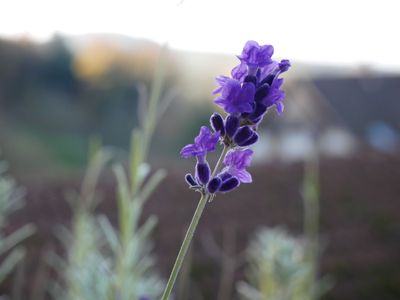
161;146;228;299
212;145;229;177
161;193;209;300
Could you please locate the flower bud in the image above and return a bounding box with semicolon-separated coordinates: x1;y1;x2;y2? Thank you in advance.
207;177;222;194
196;162;211;185
225;115;240;138
249;102;267;123
239;132;258;146
210;112;225;136
185;173;199;187
279;59;291;72
219;177;240;192
233;126;253;146
219;172;233;181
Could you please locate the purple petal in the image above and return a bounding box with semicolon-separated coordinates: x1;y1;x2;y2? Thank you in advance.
180;144;198;158
261;78;285;108
238;41;274;68
214;79;255;114
194;126;220;153
276;101;284;114
231;168;252;183
260;61;279;79
231;62;247;81
224;149;253;169
235;82;255;113
221;79;240;99
212;75;230;95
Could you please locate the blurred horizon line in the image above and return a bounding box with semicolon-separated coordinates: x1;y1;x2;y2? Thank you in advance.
2;32;400;76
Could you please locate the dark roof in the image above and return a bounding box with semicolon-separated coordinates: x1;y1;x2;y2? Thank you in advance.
312;76;400;135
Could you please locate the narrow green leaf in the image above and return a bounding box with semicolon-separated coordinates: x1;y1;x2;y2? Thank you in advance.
0;247;25;282
137;169;167;205
0;224;35;256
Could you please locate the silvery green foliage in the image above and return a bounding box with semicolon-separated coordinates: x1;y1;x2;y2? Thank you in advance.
50;47;169;300
238;228;322;300
0;157;35;288
49;150;165;300
50;211;113;300
0;160;23;223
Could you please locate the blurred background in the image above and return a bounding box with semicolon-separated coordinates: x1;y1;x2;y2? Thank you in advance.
0;0;399;299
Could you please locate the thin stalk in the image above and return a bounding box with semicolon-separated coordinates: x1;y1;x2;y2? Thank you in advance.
212;146;229;176
161;146;228;299
303;156;320;300
161;193;209;300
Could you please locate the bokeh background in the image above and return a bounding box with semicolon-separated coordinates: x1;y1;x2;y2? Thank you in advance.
0;0;399;299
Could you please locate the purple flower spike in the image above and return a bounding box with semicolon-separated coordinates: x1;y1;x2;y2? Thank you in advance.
219;177;240;192
181;41;290;195
207;177;222;194
222;149;253;183
238;41;274;69
210;112;225;136
180;126;220;161
214;79;255;114
196;162;211;185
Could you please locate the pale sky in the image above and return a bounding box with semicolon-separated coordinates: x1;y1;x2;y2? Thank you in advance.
1;0;399;70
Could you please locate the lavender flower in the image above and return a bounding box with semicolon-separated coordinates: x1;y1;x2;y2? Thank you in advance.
238;41;274;69
180;126;219;162
231;62;248;82
165;41;290;300
214;79;255;114
181;40;290;195
221;148;253;183
205;149;253;194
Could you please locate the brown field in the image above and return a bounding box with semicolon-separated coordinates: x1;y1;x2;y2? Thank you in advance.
5;152;400;300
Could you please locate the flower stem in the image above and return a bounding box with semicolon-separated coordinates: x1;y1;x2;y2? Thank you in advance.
161;146;228;300
161;193;209;300
212;145;229;177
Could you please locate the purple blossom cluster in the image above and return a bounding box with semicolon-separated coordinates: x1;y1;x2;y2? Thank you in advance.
180;41;290;195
